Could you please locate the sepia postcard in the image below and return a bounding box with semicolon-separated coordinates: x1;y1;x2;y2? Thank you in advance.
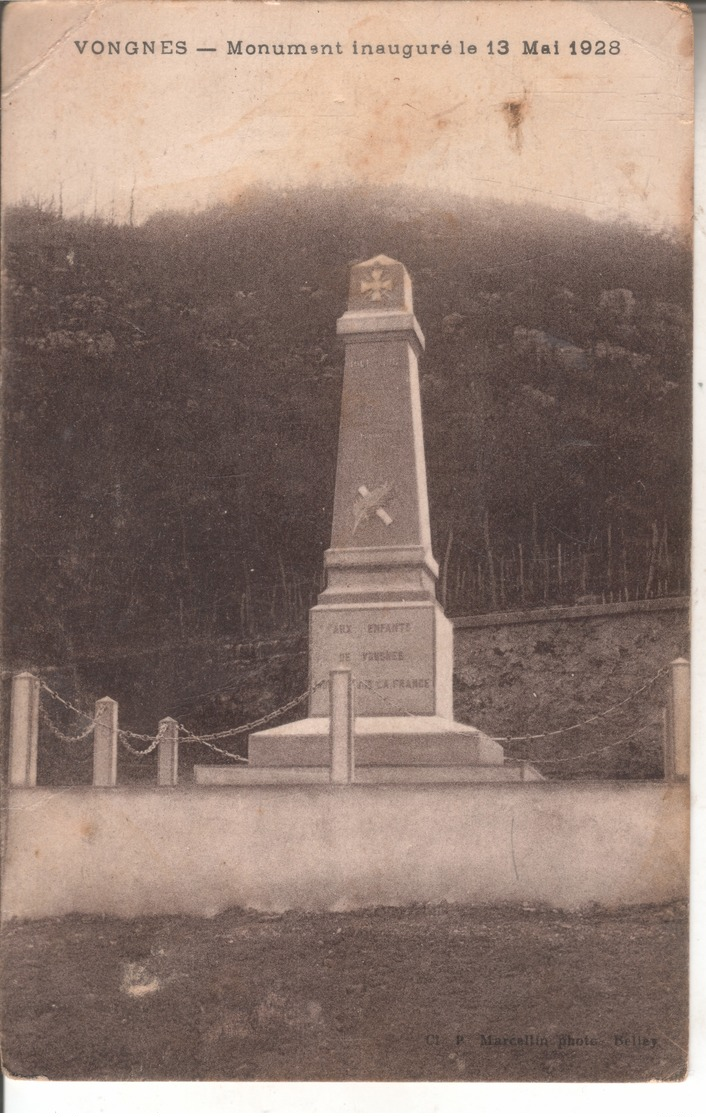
0;0;696;1098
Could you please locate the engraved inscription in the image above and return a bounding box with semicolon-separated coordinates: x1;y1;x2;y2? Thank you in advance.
356;678;430;690
310;605;436;716
368;622;411;633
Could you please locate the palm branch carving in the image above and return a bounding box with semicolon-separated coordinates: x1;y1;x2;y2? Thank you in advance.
353;483;395;534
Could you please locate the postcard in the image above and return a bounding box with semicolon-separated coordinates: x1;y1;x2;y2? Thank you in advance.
1;0;694;1090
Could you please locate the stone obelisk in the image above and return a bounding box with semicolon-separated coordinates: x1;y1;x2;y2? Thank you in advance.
310;255;451;720
247;255;508;774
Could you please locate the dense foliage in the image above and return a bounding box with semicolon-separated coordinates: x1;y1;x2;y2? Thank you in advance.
3;188;691;696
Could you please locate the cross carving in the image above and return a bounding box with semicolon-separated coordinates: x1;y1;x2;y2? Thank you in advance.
360;266;393;302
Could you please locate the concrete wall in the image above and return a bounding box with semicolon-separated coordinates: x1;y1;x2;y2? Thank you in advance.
2;782;688;920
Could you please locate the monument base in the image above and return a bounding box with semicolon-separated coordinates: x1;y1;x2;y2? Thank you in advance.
194;761;543;785
194;711;546;783
248;715;504;768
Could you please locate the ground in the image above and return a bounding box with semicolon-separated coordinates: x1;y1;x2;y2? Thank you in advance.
1;901;687;1082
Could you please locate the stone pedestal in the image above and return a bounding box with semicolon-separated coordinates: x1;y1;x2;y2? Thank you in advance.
238;256;510;783
310;600;452;718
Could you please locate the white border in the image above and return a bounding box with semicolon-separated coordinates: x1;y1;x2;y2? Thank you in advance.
4;1;706;1113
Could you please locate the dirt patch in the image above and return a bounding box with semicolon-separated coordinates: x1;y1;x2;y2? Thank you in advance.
1;902;687;1082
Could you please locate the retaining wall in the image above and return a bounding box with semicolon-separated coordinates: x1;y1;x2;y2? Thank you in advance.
453;596;689;629
2;781;688;920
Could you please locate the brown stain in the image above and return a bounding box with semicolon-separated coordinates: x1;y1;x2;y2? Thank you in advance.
679;18;697;57
346;100;419;180
80;819;97;842
210;38;469;198
315;87;469;186
501;92;530;153
678;165;695;235
619;161;649;203
679;25;693;59
668;0;694;52
34;847;41;859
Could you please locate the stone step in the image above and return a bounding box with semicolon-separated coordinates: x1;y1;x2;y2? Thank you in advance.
249;715;505;768
194;763;544;786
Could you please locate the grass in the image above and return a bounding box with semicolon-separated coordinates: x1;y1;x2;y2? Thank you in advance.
1;901;688;1082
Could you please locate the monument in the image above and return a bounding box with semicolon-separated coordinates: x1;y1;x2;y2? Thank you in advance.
196;255;540;783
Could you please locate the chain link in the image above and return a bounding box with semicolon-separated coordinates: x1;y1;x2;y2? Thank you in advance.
118;726;161;742
39;704;95;744
40;683;96;745
40;681;89;719
118;727;162;757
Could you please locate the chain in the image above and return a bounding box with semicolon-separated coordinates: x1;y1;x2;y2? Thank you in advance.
39;704;95;744
118;726;160;742
355;672;668;761
177;678;328;762
494;665;669;742
35;677;328;761
118;727;162;757
40;683;96;744
176;723;248;762
516;719;662;766
40;681;89;720
178;679;326;742
35;667;669;765
41;685;153;753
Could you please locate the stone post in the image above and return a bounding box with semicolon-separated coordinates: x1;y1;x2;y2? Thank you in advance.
664;657;689;781
93;697;118;787
157;717;179;787
9;671;39;787
329;668;354;784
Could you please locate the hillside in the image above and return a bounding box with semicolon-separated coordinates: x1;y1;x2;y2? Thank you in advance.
2;187;691;731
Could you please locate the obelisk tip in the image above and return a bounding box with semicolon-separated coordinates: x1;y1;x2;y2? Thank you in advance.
347;255;413;313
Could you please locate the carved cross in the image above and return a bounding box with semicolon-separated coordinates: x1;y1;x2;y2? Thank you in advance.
360;266;393;302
